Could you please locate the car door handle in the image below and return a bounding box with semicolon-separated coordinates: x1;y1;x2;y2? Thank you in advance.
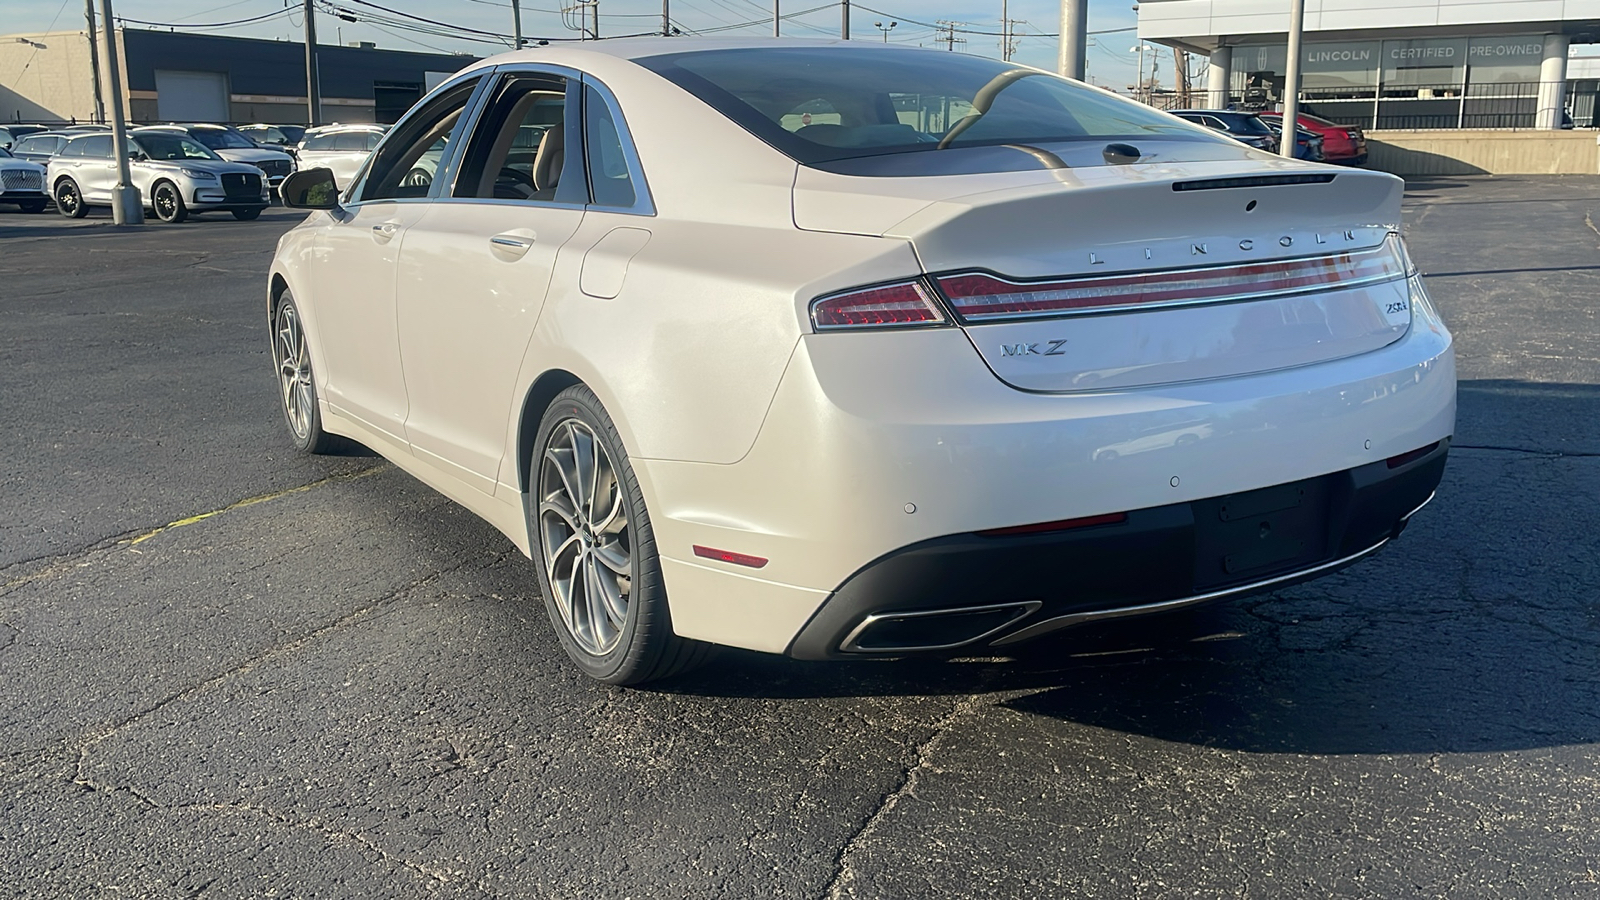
489;231;535;260
371;222;400;243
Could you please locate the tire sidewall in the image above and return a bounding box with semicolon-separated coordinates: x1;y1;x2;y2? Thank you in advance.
56;179;85;218
271;291;325;453
528;387;666;683
153;181;185;223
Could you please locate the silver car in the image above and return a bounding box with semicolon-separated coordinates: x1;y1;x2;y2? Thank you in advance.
143;124;296;191
48;130;270;223
294;124;386;190
0;147;49;213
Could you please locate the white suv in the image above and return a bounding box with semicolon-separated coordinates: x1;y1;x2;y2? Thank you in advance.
294;124;386;190
48;130;270;222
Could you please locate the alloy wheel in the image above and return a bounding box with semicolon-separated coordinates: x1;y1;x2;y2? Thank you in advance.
538;418;632;656
57;183;79;215
273;302;314;441
154;184;178;221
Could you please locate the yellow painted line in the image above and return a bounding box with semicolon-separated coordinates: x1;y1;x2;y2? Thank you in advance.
122;466;385;547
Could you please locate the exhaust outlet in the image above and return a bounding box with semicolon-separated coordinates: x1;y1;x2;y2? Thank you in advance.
839;601;1042;654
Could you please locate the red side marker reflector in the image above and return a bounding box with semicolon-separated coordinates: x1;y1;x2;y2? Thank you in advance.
977;512;1128;538
693;545;769;569
1386;441;1441;469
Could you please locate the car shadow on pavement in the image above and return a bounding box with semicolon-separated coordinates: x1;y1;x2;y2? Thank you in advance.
664;379;1600;756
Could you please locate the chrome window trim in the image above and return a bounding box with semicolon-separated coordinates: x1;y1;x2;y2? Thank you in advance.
436;63;583;207
346;71;493;208
579;73;656;217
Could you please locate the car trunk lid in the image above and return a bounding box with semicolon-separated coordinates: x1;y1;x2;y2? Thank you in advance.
795;160;1412;392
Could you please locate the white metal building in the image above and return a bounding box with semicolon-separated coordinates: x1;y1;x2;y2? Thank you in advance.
1137;0;1600;127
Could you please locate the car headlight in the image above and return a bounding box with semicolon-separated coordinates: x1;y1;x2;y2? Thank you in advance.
181;168;218;180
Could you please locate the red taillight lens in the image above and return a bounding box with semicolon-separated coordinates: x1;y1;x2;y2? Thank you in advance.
936;235;1409;323
810;280;946;330
977;512;1128;537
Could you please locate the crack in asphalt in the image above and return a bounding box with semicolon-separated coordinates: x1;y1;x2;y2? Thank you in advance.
1452;443;1600;458
0;465;387;599
64;552;509;892
0;621;17;653
821;692;993;900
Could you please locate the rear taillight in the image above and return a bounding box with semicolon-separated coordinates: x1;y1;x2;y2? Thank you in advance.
935;233;1410;323
810;280;947;331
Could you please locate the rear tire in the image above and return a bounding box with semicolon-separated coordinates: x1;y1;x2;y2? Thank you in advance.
152;180;187;223
270;290;341;454
55;179;86;218
529;386;714;685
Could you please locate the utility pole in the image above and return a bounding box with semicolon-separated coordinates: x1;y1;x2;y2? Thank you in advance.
97;0;140;225
662;0;669;36
841;0;849;39
1058;0;1086;80
1280;0;1305;157
83;0;105;123
1175;48;1191;106
592;1;600;39
303;0;322;125
935;20;966;52
773;0;779;36
512;0;523;47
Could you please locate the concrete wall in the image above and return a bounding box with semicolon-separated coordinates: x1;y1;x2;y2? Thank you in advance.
0;30;125;123
1364;129;1600;174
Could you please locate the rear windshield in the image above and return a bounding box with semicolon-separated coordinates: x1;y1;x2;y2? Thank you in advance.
189;128;254;149
1221;114;1273;136
638;47;1205;167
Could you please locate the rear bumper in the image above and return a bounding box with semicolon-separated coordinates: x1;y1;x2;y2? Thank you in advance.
786;442;1447;659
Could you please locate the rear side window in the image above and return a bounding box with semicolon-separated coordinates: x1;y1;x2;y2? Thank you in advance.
81;135;113;158
302;133;336;151
584;84;637;209
61;138;87;158
332;132;370;151
452;71;580;204
639;47;1196;166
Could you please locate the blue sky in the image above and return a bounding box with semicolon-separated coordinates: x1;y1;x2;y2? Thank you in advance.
8;0;1156;89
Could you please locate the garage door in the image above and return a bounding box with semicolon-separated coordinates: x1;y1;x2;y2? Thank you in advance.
154;70;229;122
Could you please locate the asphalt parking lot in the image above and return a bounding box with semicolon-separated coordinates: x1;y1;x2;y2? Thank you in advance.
2;177;1598;898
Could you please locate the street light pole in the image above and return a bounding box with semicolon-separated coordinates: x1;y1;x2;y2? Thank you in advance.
97;0;140;225
84;0;105;123
303;0;322;125
874;20;896;42
1059;0;1087;80
1280;0;1305;157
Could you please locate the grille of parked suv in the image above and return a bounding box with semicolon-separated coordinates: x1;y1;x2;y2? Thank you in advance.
257;158;292;177
221;173;262;200
2;170;44;192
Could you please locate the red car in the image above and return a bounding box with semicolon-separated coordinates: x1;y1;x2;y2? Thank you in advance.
1259;112;1367;166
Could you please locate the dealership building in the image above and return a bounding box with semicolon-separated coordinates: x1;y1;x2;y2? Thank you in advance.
1;28;478;126
1137;0;1600;128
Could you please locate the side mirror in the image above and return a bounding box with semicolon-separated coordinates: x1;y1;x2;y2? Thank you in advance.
280;167;340;210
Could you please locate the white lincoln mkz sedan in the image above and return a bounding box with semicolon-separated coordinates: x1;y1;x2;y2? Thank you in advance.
270;39;1455;685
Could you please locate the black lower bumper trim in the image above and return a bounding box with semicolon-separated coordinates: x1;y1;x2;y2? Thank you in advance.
786;439;1449;660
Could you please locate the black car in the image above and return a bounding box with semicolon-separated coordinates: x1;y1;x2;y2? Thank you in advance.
1169;110;1280;153
9;131;71;164
0;124;50;151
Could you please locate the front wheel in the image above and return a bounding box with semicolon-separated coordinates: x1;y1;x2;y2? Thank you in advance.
152;180;187;223
530;386;712;685
271;291;340;453
55;179;86;218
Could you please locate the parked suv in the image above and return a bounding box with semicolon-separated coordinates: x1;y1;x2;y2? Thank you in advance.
47;130;269;222
0;147;49;213
0;125;49;150
294;124;386;189
238;123;308;149
143;124;295;191
9;131;71;164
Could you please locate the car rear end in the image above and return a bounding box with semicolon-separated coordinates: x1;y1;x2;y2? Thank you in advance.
631;45;1453;658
